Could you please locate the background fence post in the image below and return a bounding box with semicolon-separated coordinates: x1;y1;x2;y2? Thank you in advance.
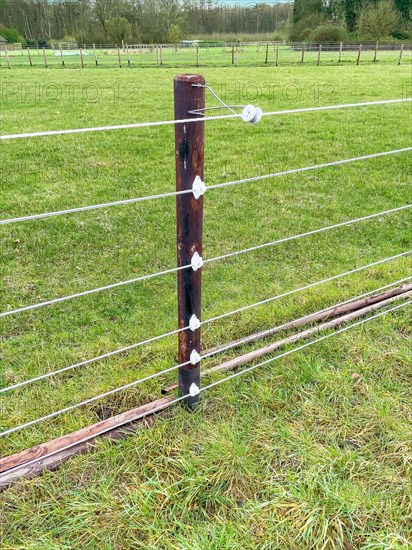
174;74;205;410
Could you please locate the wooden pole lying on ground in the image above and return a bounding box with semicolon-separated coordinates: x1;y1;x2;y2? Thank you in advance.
398;44;404;65
1;285;410;488
357;44;362;65
162;283;412;392
174;74;205;411
43;47;48;68
374;41;378;63
338;41;343;63
27;47;32;66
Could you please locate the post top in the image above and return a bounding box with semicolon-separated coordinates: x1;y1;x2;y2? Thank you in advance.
174;74;205;84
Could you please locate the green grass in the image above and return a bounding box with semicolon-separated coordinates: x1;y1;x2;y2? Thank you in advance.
1;62;411;548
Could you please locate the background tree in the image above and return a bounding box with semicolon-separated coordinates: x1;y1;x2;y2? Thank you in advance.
168;23;182;45
357;0;400;38
107;16;132;43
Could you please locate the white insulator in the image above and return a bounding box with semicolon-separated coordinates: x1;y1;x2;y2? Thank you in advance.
192;176;206;199
189;382;200;397
189;314;201;332
191;251;203;271
190;349;201;365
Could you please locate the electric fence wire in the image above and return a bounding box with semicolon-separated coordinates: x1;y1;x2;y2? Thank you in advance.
1;148;411;226
1;202;411;319
1;270;411;435
1;299;410;473
0;98;410;141
1;251;410;394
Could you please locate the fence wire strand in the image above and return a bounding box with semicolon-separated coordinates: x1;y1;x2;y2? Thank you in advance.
0;98;410;141
1;299;410;473
1;203;410;319
2;274;410;395
1;149;411;226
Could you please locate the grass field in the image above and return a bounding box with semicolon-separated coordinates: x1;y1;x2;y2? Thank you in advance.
1;61;412;548
1;42;411;70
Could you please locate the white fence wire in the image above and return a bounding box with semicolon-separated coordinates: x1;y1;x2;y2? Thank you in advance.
1;91;411;454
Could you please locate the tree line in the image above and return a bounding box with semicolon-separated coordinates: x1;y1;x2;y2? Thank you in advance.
0;0;292;46
0;0;410;47
291;0;411;42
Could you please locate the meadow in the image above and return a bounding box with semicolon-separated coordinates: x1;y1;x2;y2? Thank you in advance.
0;59;411;548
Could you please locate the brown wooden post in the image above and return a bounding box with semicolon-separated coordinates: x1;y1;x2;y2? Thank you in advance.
27;47;32;67
265;42;269;63
117;47;122;68
127;44;131;66
301;43;305;63
93;43;98;66
275;45;279;66
196;44;199;67
317;43;321;66
160;44;163;66
232;44;234;65
338;41;343;63
398;44;404;66
43;47;48;68
174;74;205;410
79;47;84;68
5;47;11;69
357;44;362;65
373;41;378;63
59;44;65;66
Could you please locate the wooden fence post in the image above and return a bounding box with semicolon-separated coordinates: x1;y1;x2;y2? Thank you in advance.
79;47;84;68
265;42;269;63
117;47;122;68
60;44;65;67
27;47;32;67
301;43;305;63
232;44;234;65
174;74;205;410
93;43;98;66
356;44;362;65
43;47;48;68
196;44;199;67
398;44;404;66
338;41;343;63
5;47;11;69
373;41;378;63
275;45;279;66
317;43;321;66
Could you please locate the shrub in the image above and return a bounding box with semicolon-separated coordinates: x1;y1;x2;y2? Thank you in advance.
309;25;347;42
2;27;24;43
290;13;326;41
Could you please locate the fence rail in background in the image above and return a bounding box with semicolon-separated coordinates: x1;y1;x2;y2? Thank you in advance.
0;76;411;483
0;40;411;69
